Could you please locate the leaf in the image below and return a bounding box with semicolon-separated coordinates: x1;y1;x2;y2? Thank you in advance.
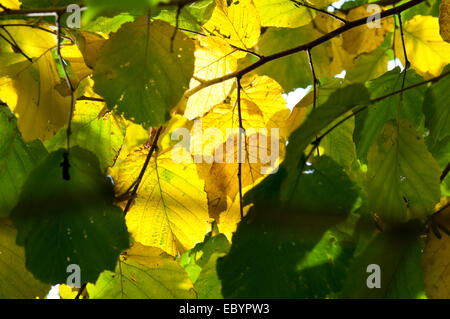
87;243;197;299
0;48;72;141
181;232;230;298
253;0;313;28
184;36;238;120
113;148;210;256
423;64;450;146
341;222;426;298
354;68;426;162
256;14;351;92
93;18;195;127
44;100;126;170
0;107;47;217
154;0;215;33
0;0;20;10
343;5;393;55
202;131;283;220
217;157;360;298
229;74;290;134
346;49;389;84
84;0;162;21
320;116;356;169
0;218;51;299
395;15;450;79
255;27;310;91
440;0;450;43
367;120;441;224
10;147;130;285
203;0;261;53
422;205;450;298
283;84;370;180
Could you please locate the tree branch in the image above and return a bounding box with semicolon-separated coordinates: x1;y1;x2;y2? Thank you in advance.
185;0;425;98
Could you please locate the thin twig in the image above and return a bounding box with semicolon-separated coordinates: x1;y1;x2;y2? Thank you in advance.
441;163;450;183
307;49;320;156
74;283;87;299
236;76;244;219
185;0;425;98
122;127;163;216
55;13;75;152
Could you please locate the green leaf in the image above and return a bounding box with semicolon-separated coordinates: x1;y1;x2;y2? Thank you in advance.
181;232;230;298
256;27;311;92
218;157;360;298
84;0;163;20
253;0;312;28
423;64;450;146
367;119;441;224
282;84;370;197
0;218;51;299
10;147;130;285
0;107;47;217
87;243;197;299
320;116;356;169
93;18;195;127
44;100;126;170
340;222;426;298
346;49;388;84
154;0;215;34
354;68;427;162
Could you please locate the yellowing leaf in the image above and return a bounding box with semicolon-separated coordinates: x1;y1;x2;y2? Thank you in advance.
215;197;251;241
0;51;71;141
0;218;50;299
203;0;261;53
0;0;20;10
440;0;450;43
343;5;393;55
422;205;450;298
114;149;210;256
184;36;238;120
203;132;283;219
253;0;312;28
88;243;197;299
229;74;290;135
395;15;450;79
0;21;56;58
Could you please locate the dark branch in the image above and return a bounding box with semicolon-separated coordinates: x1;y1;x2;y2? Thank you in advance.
185;0;426;97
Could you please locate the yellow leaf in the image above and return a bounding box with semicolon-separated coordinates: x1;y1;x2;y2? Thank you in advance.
0;51;71;141
440;0;450;43
281;92;311;138
229;74;290;136
0;21;56;58
203;132;284;219
216;197;251;241
113;148;210;256
422;205;450;298
343;5;393;55
395;15;450;79
184;36;238;119
0;0;20;10
253;0;313;28
203;0;261;53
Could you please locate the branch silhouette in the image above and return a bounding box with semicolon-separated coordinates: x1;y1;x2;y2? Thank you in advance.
185;0;425;97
